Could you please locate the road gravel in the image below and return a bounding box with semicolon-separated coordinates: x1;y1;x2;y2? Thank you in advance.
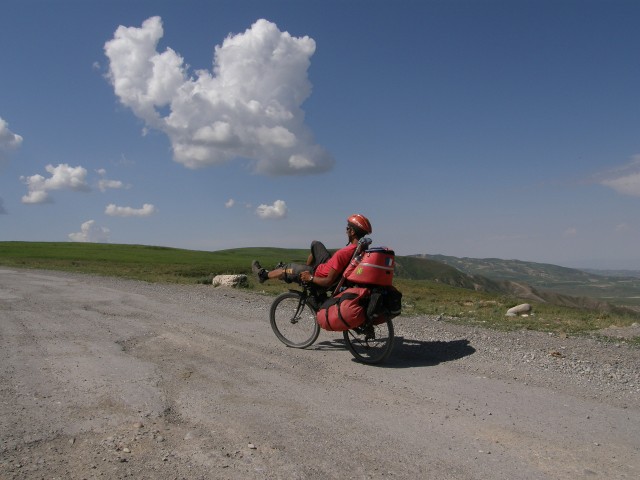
1;268;638;479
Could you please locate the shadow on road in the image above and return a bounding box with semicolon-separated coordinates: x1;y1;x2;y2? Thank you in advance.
312;337;475;368
381;337;475;368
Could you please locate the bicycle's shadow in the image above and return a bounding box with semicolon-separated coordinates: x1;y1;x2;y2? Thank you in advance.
313;337;476;368
382;337;475;368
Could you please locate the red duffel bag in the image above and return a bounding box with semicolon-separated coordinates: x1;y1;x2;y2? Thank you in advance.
316;287;369;331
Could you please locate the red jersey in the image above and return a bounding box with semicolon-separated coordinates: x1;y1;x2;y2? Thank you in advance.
314;243;357;278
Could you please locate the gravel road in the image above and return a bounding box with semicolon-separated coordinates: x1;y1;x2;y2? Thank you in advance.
1;268;639;479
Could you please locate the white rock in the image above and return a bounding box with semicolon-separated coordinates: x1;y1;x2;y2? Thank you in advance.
506;303;532;316
212;274;248;288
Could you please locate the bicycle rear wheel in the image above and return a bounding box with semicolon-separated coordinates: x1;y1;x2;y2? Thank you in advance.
343;319;394;364
270;291;320;348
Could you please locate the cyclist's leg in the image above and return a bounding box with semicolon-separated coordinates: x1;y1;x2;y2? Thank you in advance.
256;241;330;282
253;263;314;284
283;263;312;283
265;267;286;281
308;240;331;268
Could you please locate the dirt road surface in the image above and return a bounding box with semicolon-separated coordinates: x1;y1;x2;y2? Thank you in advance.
1;269;638;479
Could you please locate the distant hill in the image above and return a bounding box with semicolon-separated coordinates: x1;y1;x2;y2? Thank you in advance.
394;255;504;292
409;254;640;309
393;255;621;312
581;268;640;278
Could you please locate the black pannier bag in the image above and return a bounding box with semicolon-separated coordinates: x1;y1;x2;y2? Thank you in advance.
366;285;402;325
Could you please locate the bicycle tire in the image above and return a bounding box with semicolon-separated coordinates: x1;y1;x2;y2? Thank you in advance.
270;291;321;348
343;319;394;364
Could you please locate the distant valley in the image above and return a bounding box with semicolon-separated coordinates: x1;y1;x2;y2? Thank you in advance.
399;254;640;310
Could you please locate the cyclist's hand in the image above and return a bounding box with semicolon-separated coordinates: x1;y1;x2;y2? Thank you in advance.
300;271;311;283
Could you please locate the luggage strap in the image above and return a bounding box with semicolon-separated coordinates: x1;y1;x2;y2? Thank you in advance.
320;292;359;330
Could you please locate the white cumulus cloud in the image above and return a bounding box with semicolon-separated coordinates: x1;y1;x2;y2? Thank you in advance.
599;155;640;197
96;168;128;192
256;199;287;219
224;198;235;208
105;203;156;217
0;116;23;165
104;17;334;175
68;220;111;243
99;179;126;191
21;164;90;204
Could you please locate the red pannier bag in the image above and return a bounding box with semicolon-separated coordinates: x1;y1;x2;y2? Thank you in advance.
345;247;395;286
316;287;369;331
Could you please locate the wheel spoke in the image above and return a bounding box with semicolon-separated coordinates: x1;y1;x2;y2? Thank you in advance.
344;320;394;364
270;292;320;348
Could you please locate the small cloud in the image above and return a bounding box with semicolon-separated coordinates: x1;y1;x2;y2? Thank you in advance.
21;164;90;204
0;116;23;165
105;203;156;217
104;17;333;175
256;199;287;219
96;168;129;192
69;220;110;243
99;179;126;191
224;198;235;208
563;227;577;238
598;154;640;197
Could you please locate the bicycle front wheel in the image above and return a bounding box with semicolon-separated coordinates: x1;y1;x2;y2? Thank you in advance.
344;319;394;364
270;291;320;348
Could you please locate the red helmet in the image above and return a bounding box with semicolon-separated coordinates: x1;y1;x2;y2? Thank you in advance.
347;214;372;235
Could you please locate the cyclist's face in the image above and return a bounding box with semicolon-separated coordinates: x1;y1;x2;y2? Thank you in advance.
346;225;355;240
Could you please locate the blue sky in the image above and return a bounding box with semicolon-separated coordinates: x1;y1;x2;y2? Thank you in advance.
1;0;639;269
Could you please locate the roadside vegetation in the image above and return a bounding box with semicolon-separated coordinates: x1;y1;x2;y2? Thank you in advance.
1;241;638;340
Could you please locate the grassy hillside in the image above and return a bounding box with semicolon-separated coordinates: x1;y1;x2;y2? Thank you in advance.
395;256;505;292
0;242;307;284
1;241;638;338
422;254;640;307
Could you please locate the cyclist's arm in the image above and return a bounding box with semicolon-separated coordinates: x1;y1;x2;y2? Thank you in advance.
300;268;339;288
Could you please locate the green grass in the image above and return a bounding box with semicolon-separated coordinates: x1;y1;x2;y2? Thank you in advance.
394;278;639;335
1;241;638;340
0;242;308;284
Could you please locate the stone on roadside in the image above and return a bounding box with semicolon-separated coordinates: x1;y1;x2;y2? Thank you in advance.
212;274;248;288
506;303;532;317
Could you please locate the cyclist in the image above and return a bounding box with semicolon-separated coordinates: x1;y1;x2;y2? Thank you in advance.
251;214;372;289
